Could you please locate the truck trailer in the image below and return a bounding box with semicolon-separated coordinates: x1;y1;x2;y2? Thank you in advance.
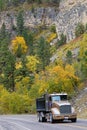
36;93;77;123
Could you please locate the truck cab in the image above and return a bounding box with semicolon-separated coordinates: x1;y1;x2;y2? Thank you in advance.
36;93;77;123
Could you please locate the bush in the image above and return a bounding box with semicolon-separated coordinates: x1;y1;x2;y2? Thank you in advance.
75;23;85;37
57;33;66;47
0;87;32;114
50;25;56;33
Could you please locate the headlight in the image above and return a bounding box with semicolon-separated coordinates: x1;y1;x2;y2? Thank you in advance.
72;107;75;113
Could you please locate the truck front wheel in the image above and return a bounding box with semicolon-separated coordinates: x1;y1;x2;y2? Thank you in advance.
49;113;54;123
71;118;77;122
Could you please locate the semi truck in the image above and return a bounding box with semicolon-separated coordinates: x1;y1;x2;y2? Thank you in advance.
36;93;77;123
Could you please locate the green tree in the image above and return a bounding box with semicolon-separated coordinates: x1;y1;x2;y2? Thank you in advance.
0;39;16;91
75;23;85;37
66;50;72;64
50;24;56;33
36;36;51;70
23;30;34;55
0;0;4;11
17;11;24;35
57;33;66;47
0;23;7;41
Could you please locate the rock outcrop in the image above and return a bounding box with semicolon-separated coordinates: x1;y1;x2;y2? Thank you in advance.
0;0;87;42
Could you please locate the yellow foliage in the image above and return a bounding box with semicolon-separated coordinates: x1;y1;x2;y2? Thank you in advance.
11;36;28;54
15;61;22;69
0;89;32;114
65;64;78;80
26;55;39;72
79;33;87;57
39;81;49;95
15;76;30;94
46;33;57;43
0;84;5;93
0;73;4;78
46;65;79;93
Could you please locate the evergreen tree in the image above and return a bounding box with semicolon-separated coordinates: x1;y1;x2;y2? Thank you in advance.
22;30;34;55
75;22;85;37
17;11;24;35
0;39;16;91
36;36;51;70
66;50;72;64
57;33;66;47
0;23;7;40
0;0;4;11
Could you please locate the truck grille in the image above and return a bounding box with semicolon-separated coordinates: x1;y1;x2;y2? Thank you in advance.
60;105;71;114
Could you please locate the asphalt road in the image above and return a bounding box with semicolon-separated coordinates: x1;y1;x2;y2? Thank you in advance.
0;115;87;130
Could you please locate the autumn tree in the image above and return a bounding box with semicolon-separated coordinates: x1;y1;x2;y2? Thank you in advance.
11;36;28;57
38;65;79;95
26;55;39;73
79;34;87;80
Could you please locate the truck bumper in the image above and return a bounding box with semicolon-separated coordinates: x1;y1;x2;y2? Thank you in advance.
53;113;77;120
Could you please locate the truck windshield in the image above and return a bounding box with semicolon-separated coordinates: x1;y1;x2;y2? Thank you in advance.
52;96;60;101
52;95;67;102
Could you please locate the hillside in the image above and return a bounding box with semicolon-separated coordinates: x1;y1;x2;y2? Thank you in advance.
0;0;87;117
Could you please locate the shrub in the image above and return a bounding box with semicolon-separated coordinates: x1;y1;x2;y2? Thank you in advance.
50;25;56;33
75;23;85;37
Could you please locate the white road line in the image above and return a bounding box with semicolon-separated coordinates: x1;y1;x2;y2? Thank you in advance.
0;119;31;130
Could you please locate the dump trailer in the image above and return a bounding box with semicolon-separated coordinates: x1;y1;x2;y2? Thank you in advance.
36;93;77;123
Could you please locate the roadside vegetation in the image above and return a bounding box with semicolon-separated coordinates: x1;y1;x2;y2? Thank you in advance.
0;1;87;114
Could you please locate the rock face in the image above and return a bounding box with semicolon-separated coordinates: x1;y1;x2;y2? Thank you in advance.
0;1;87;42
0;7;57;30
72;87;87;118
56;2;87;42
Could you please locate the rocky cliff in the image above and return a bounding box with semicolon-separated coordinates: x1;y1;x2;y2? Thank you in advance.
0;0;87;42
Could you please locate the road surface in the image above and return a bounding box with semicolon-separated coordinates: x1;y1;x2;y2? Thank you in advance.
0;115;87;130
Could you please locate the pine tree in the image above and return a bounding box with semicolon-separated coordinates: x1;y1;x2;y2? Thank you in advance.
17;11;24;36
36;36;51;70
22;30;34;55
0;0;4;11
66;50;72;64
0;39;16;91
0;23;7;40
75;23;85;37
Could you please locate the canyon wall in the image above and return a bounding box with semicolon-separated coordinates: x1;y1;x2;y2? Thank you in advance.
0;0;87;41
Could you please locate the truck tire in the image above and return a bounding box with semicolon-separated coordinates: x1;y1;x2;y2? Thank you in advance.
49;113;54;123
38;113;42;122
71;118;77;122
38;112;46;122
